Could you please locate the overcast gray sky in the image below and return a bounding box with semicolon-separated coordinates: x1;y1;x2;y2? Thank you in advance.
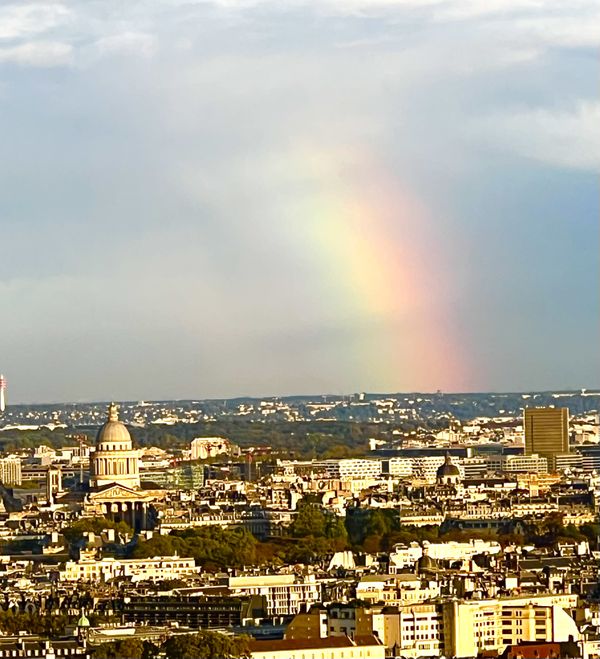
0;0;598;403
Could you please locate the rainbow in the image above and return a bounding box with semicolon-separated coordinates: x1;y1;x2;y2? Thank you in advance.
285;146;472;392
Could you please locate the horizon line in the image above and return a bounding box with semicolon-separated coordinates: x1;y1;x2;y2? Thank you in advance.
4;387;600;408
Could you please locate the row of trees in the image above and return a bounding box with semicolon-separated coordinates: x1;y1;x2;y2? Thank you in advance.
130;419;384;459
93;631;250;659
131;526;258;569
0;611;72;636
0;419;385;459
523;513;599;549
63;517;133;544
130;504;429;568
131;503;350;568
0;611;115;637
131;503;600;571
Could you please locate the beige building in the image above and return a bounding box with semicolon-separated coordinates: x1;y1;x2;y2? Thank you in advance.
444;597;580;658
362;594;579;658
249;635;385;659
501;454;549;474
524;407;569;458
356;574;440;606
227;574;320;617
190;436;234;460
62;555;198;583
0;457;21;486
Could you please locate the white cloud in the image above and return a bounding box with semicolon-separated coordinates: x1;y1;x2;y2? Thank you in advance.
0;3;69;40
0;41;72;66
514;13;600;48
90;32;157;59
433;0;550;20
471;101;600;171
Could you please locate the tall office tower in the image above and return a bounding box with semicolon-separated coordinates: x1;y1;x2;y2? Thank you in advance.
0;374;5;413
524;407;569;458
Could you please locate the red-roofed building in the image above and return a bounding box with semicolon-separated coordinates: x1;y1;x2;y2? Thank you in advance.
500;640;580;659
249;633;385;659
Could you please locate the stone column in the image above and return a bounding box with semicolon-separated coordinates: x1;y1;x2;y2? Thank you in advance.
141;502;148;530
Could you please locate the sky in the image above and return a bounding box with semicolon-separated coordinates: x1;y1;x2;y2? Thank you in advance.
0;0;598;403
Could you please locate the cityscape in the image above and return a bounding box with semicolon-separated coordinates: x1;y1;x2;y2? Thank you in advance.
0;0;597;658
0;384;597;658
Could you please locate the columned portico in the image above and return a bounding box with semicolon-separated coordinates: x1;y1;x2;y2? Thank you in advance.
88;484;154;532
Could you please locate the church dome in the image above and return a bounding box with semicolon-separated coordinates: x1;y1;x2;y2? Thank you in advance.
418;554;438;573
77;613;90;628
96;403;131;446
437;454;460;478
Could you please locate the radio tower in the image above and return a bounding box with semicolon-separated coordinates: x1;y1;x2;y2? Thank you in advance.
0;374;6;413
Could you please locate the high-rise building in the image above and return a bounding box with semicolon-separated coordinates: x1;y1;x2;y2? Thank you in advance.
524;407;569;458
0;374;6;413
0;457;21;485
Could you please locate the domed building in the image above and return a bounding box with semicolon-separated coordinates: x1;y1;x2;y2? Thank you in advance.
86;404;155;530
417;553;438;575
90;403;140;489
436;454;461;486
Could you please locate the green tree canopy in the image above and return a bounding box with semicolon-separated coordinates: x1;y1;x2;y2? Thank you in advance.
93;638;157;659
63;517;132;544
161;632;250;659
132;526;257;570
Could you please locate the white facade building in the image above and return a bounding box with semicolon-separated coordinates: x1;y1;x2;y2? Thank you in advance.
190;437;234;460
62;555;199;583
422;539;502;561
228;574;320;616
0;457;21;485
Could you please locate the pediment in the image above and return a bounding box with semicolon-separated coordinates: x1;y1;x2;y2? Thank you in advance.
89;483;150;501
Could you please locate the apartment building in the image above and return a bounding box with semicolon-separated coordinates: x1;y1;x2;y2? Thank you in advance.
356;595;580;658
356;574;440;606
388;543;423;571
227;574;320;617
487;454;549;474
279;459;383;480
445;597;580;658
62;555;199;583
0;457;21;486
373;603;445;659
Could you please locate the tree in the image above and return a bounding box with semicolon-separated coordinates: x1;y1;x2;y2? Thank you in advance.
325;514;349;549
363;534;383;553
132;526;257;570
285;536;332;564
541;512;565;538
291;503;328;538
63;517;132;544
365;510;392;537
579;523;600;549
0;611;72;637
161;632;250;659
93;638;157;659
290;502;347;544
